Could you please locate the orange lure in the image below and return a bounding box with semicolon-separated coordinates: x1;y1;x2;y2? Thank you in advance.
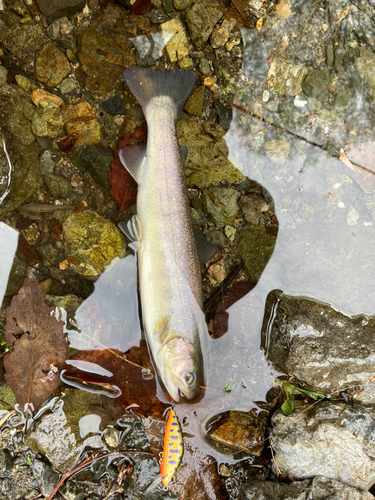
161;408;183;487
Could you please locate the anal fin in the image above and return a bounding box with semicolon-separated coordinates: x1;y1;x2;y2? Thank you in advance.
193;226;218;265
119;143;146;184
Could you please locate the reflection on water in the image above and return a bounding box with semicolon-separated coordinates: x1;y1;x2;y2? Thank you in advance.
1;2;375;472
0;223;18;306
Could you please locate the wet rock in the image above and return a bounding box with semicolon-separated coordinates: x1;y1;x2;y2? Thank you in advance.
177;118;244;188
160;18;189;65
31;89;63;107
25;398;83;473
302;69;331;102
4;256;28;297
35;0;86;17
39;150;56;175
79;9;136;94
199;57;211;76
71;144;113;189
0;451;40;500
184;86;205;116
262;290;375;400
63;211;126;276
62;101;101;145
191;207;207;225
202;187;240;228
31;101;65;138
211;26;230;49
270;401;375;490
0;16;49;68
15;75;31;92
209;409;267;456
35;42;71;88
363;193;375;221
186;0;224;50
0;82;40;217
206;229;225;246
39;244;61;268
214;100;232;131
237;475;374;500
267;59;308;96
59;76;79;95
0;67;7;87
102;96;126;116
351;47;375;100
264;140;290;166
44;173;71;199
45;294;81;319
335;89;351;108
235;225;276;282
240;194;269;224
173;0;190;10
346;206;359;225
31;460;60;498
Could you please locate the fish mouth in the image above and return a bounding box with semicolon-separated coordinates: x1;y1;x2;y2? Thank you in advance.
164;379;180;402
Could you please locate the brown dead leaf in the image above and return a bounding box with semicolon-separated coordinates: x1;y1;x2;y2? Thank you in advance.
226;0;254;28
3;278;67;411
130;0;153;15
109;136;138;211
68;341;168;419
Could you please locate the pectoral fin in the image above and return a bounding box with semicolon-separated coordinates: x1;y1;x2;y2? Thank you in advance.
119;143;146;184
193;226;218;265
154;315;171;343
119;215;142;252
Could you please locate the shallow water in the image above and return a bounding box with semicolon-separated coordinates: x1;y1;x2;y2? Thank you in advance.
1;0;375;486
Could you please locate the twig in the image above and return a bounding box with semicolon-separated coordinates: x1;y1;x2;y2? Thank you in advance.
24;334;35;436
204;263;243;313
40;189;49;241
70;320;144;370
228;98;375;176
47;449;154;500
0;410;15;428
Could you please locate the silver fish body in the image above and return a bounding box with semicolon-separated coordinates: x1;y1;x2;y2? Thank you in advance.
120;68;206;401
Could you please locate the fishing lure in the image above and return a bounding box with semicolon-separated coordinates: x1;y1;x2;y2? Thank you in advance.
146;407;183;491
161;407;183;487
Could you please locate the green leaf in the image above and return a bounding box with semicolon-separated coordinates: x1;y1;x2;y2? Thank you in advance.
282;399;294;415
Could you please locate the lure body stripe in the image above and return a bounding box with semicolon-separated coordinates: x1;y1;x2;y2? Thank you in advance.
161;408;183;487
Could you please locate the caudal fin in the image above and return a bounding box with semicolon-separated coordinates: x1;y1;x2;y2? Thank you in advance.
123;67;197;120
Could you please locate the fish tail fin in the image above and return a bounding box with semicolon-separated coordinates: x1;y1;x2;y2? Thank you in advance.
123;67;197;120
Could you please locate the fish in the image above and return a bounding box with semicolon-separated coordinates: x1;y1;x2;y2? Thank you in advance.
119;67;217;402
146;407;183;491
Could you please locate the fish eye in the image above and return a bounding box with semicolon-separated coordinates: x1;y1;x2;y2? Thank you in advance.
184;372;195;385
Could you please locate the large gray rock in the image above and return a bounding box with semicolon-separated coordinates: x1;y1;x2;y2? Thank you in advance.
238;475;374;500
270;401;375;491
186;0;223;50
262;290;375;401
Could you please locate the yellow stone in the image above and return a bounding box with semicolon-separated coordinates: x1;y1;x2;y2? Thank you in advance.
161;18;190;63
31;89;64;107
203;77;217;86
276;0;291;19
62;101;101;146
178;57;193;69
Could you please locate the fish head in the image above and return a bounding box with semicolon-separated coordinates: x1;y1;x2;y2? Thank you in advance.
158;337;203;402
